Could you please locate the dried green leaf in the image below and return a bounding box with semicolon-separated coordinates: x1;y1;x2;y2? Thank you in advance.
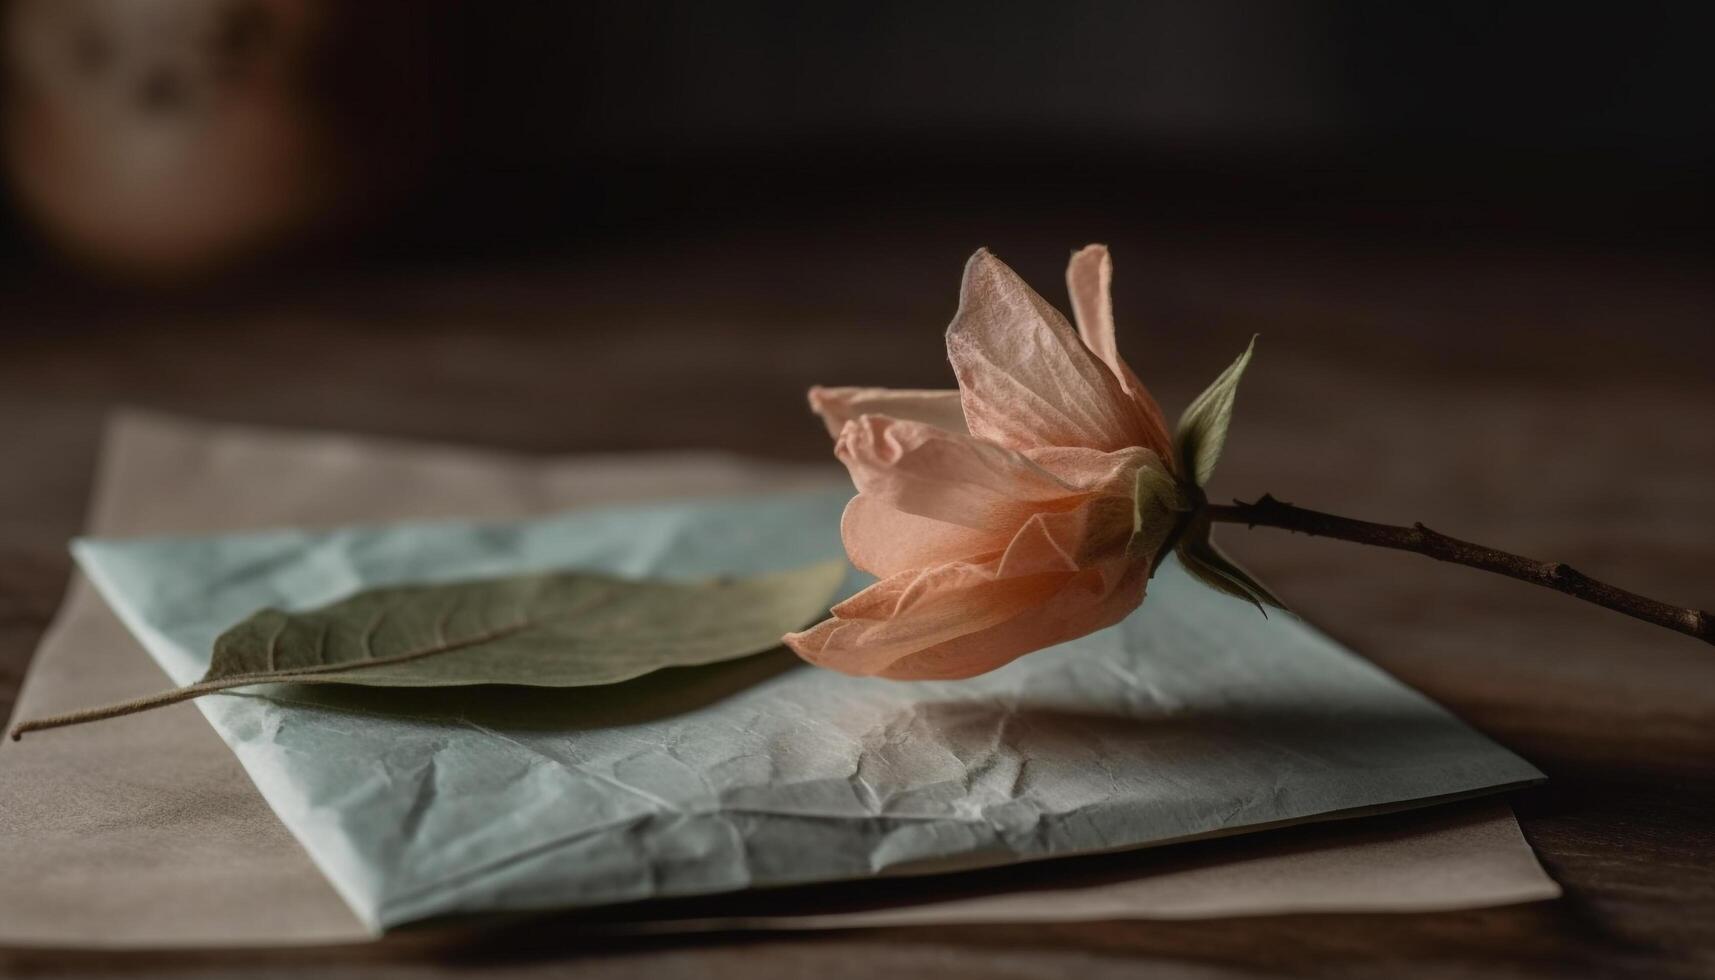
11;561;847;738
1174;336;1257;487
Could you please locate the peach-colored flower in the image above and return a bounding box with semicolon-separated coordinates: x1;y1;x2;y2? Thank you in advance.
784;246;1186;679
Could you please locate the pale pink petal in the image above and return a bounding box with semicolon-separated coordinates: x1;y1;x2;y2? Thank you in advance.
784;557;1072;676
839;492;1005;578
808;386;967;438
1065;245;1172;461
834;415;1079;533
876;558;1147;679
1066;244;1121;370
946;249;1154;454
1024;445;1158;496
995;493;1136;578
787;489;1146;679
785;554;1148;680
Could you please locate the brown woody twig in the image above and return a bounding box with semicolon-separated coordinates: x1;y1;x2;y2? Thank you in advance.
1206;494;1714;645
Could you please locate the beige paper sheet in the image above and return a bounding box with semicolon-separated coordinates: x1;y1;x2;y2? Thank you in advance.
0;411;1559;948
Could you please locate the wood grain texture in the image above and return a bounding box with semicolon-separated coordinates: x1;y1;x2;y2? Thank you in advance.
1;220;1711;978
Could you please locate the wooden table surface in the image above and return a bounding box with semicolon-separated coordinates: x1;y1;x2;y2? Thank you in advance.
2;219;1712;978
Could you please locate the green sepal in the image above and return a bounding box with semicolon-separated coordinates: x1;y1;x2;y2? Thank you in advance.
1174;336;1256;487
1163;335;1285;613
1174;509;1286;613
1129;457;1193;571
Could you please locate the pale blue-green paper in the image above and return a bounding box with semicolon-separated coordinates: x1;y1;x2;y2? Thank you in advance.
73;489;1542;932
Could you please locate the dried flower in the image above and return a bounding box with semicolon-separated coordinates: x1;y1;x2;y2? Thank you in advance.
785;246;1267;679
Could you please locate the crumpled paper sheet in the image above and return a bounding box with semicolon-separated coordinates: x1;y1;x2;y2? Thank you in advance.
68;430;1546;933
0;412;1557;948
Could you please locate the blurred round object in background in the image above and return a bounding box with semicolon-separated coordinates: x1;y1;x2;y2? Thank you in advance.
2;0;431;280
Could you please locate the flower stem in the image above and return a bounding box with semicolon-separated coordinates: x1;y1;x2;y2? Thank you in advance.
1206;494;1715;645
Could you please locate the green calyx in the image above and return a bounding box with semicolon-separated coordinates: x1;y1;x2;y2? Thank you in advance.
1132;336;1283;613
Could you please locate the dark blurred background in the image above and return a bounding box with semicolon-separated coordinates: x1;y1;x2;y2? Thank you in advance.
4;0;1711;521
0;0;1710;463
3;1;1710;278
